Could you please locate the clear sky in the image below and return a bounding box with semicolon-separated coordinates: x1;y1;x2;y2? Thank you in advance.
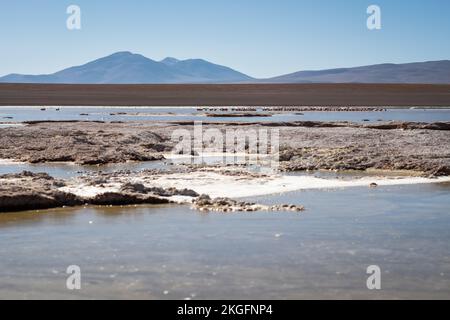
0;0;449;78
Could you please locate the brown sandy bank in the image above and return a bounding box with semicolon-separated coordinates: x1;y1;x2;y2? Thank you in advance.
1;83;450;106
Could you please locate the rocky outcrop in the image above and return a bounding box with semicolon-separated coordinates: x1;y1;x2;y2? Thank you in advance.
119;183;199;197
0;171;306;213
0;171;82;212
278;145;450;177
89;192;170;206
192;194;304;213
0;172;198;212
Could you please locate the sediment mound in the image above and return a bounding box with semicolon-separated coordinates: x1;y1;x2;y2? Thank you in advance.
192;194;304;213
0;172;194;212
0;171;81;212
0;122;170;164
0;171;307;214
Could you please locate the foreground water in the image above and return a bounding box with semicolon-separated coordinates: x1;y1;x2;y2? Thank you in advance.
0;181;449;299
1;106;450;123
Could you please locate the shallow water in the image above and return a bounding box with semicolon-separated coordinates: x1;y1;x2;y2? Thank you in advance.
1;106;450;123
0;155;260;179
0;182;449;299
0;160;169;179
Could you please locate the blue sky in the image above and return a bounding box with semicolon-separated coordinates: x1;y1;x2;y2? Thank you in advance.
0;0;449;78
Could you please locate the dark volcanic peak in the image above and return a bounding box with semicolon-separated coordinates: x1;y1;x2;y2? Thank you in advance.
0;52;254;84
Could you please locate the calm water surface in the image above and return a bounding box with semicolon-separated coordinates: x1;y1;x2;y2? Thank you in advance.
1;106;450;123
0;182;449;299
0;160;168;179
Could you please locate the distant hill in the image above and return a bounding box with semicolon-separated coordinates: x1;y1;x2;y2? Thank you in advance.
0;52;254;84
264;60;450;84
0;52;449;84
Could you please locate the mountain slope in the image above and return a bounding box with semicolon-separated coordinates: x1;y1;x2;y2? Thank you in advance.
265;60;450;84
0;52;253;84
1;53;449;84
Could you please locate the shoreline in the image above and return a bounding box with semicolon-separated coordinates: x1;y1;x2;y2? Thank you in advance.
2;105;450;110
1;167;450;213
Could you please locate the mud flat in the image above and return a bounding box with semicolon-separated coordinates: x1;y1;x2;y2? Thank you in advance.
0;120;449;175
0;121;169;165
1;119;450;212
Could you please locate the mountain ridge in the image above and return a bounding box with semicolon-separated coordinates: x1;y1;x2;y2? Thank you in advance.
0;52;449;84
0;51;254;84
265;60;450;84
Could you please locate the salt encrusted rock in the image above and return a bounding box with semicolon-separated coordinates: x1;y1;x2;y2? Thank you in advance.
191;194;304;213
119;183;199;197
89;192;170;206
0;171;81;212
0;172;200;212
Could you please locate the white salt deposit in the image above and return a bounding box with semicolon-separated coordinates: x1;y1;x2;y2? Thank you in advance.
0;159;25;165
137;171;450;199
59;183;121;198
57;168;450;201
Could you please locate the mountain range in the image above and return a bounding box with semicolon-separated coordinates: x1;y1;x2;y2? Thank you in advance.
1;51;449;84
